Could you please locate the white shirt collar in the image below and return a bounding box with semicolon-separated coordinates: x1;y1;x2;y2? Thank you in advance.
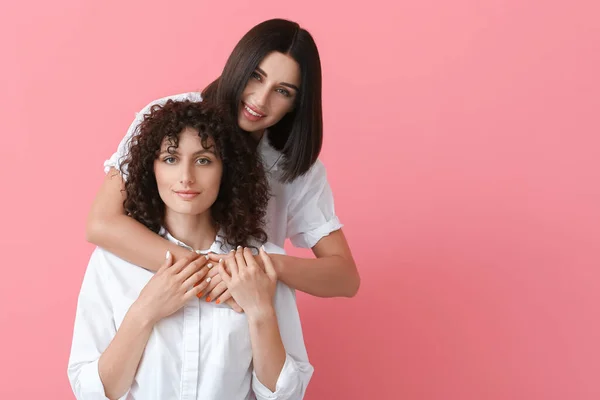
158;227;228;254
258;132;282;172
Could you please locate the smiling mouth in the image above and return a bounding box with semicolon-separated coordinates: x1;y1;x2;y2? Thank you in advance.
243;102;266;117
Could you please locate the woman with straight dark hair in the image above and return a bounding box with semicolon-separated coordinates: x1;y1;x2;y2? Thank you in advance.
87;18;360;311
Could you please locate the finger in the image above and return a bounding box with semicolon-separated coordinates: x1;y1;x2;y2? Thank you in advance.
215;289;232;305
243;247;257;269
225;253;239;277
225;298;244;313
178;256;209;281
171;253;200;274
194;273;216;299
205;281;227;303
207;252;233;262
206;263;220;278
218;260;232;284
159;250;174;272
184;283;206;302
234;246;247;270
203;271;222;294
182;265;210;291
259;246;277;280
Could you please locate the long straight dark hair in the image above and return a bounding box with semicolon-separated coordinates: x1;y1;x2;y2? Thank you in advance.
203;18;323;182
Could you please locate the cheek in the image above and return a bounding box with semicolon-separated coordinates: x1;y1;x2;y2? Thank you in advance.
269;99;294;121
198;167;223;192
153;165;170;190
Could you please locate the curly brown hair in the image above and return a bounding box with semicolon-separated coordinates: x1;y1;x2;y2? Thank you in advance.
121;99;269;248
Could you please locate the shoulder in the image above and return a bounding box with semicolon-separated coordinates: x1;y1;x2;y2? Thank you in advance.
283;158;330;197
89;247;153;280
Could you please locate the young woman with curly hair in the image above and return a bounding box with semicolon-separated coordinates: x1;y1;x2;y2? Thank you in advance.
86;19;360;311
68;100;313;400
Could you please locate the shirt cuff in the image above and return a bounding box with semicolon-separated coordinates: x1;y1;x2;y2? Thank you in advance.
252;354;300;399
73;359;110;399
103;153;120;175
289;216;343;249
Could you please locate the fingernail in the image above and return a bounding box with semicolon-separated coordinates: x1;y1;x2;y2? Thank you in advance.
165;250;171;259
195;249;202;254
261;245;265;251
230;249;235;253
206;277;211;283
197;292;203;298
207;263;213;269
219;258;223;264
206;297;211;302
216;299;221;304
205;255;210;260
237;245;242;249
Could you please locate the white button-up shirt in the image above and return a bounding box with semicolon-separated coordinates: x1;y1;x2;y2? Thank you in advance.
68;234;314;399
103;92;343;249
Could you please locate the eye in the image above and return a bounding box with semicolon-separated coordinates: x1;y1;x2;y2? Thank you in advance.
276;87;291;97
251;71;262;81
196;158;211;165
163;156;176;164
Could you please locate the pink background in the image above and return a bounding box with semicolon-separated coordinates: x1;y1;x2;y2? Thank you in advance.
1;1;599;398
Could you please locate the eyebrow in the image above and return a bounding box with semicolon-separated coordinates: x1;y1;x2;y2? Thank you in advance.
160;148;216;156
256;67;300;92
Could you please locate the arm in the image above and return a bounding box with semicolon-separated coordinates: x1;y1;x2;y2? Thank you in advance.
87;92;204;270
67;249;154;400
218;247;313;398
97;306;154;399
270;229;359;298
86;168;192;270
68;251;208;399
278;160;360;297
68;249;118;400
248;308;287;391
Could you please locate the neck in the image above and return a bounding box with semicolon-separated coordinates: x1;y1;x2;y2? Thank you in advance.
250;129;265;142
163;210;217;251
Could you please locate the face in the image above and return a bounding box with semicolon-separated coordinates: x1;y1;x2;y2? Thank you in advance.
154;127;223;218
238;51;301;136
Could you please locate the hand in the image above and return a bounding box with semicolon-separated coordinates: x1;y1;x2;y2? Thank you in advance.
203;252;246;313
217;246;277;318
133;251;211;324
208;251;265;272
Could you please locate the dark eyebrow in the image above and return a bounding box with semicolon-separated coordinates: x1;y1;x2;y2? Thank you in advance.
194;148;216;156
159;148;216;156
256;67;300;92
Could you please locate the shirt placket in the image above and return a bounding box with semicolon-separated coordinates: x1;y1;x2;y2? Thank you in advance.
180;299;200;400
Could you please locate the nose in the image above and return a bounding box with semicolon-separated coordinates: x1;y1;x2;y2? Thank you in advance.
254;84;270;110
179;163;195;186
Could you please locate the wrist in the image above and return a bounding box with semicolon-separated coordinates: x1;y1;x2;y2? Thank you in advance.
269;253;285;276
246;305;277;325
129;302;158;328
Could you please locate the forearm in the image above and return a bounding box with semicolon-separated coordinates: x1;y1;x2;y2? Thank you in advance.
270;253;360;298
248;308;286;392
88;214;191;271
98;305;154;399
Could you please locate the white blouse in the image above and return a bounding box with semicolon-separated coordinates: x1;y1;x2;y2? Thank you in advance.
67;235;313;399
103;92;343;249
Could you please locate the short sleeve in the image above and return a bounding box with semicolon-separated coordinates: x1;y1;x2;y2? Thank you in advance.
103;92;203;179
286;160;343;248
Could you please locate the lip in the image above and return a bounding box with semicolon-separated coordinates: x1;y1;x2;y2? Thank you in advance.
174;190;200;200
242;102;266;117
